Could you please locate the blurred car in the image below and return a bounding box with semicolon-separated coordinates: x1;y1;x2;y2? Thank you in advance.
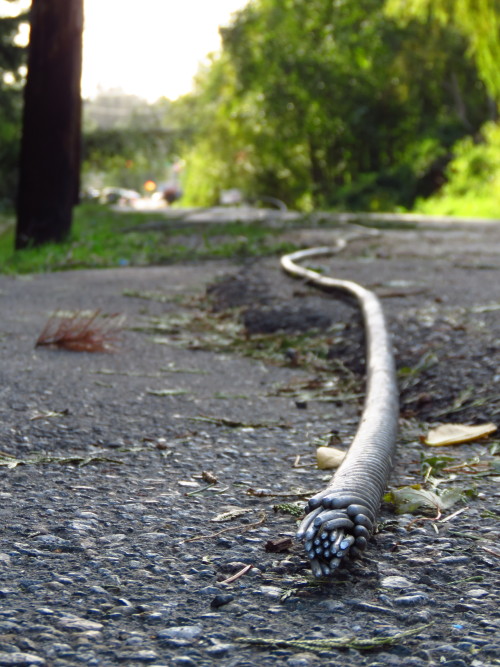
100;187;141;205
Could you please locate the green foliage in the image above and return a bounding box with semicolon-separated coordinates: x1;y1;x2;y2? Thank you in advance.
273;502;305;518
82;127;177;192
416;121;500;217
386;0;500;104
176;0;489;212
81;93;185;193
0;9;28;209
384;485;465;514
0;203;299;274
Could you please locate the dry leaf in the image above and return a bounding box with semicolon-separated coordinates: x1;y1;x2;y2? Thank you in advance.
211;508;253;522
36;310;124;352
146;388;189;396
29;409;69;421
423;423;497;447
316;446;346;469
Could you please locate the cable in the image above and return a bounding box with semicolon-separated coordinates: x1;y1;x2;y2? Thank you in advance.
281;245;399;575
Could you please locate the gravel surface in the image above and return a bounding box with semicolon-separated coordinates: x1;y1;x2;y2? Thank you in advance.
0;220;499;666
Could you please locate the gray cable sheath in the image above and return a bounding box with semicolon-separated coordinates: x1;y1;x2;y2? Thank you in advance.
281;245;399;574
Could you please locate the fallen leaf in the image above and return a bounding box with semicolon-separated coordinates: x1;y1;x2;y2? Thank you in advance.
202;471;218;484
146;388;189;396
385;486;464;514
212;508;253;522
316;446;346;469
423;423;497;447
220;564;253;584
30;408;70;421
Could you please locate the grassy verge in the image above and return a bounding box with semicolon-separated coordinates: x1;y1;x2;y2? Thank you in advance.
0;204;300;274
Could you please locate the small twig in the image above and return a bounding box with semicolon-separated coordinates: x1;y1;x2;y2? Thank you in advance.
189;415;290;429
446;575;484;585
482;545;500;558
220;564;253;584
185;483;216;497
439;507;469;523
210;486;230;494
442;462;490;474
406;507;441;530
181;512;267;544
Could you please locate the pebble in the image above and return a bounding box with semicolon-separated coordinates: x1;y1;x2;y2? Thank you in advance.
393;594;430;607
348;600;397;615
115;650;158;662
33;535;79;551
438;555;470;565
287;653;317;666
454;603;480;612
171;658;197;666
0;622;20;633
157;626;202;641
317;600;344;612
466;589;489;598
45;644;73;658
403;558;435;566
0;654;46;666
35;609;54;616
197;586;220;595
210;594;234;609
380;576;412;589
205;643;233;656
257;586;282;598
482;644;500;656
56;616;103;631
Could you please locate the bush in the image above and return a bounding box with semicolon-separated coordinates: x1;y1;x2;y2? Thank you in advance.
416;122;500;218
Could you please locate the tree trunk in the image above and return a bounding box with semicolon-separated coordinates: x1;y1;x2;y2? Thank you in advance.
15;0;83;249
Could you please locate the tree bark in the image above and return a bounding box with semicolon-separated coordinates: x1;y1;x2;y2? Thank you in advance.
15;0;83;249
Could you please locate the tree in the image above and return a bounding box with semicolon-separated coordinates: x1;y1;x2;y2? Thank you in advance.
178;0;489;211
15;0;83;249
385;0;500;105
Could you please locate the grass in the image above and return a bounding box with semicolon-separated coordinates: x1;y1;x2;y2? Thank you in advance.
0;203;428;275
0;203;300;274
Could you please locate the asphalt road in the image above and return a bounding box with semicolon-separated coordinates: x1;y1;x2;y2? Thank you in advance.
0;218;499;666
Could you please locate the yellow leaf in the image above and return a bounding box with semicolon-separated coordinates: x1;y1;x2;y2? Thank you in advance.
424;423;497;447
316;446;346;469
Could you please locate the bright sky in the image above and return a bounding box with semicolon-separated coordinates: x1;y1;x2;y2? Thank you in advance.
82;0;249;101
0;0;249;101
